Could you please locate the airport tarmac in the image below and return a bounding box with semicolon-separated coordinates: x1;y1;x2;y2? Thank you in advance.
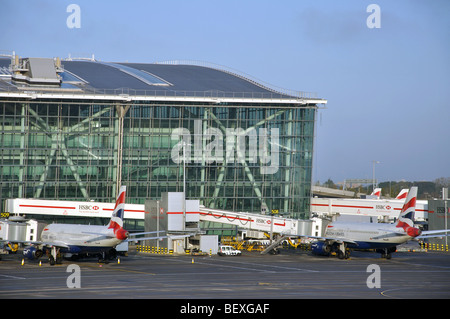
0;248;449;300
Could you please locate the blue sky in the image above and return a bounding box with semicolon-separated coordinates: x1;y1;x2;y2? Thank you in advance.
1;0;449;184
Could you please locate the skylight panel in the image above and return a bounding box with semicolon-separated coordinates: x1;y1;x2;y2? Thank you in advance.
59;70;87;84
100;62;171;87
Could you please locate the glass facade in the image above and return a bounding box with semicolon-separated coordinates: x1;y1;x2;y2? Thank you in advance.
0;98;316;219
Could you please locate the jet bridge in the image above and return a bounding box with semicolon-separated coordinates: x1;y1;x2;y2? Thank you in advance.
198;206;318;254
6;193;319;254
198;206;313;237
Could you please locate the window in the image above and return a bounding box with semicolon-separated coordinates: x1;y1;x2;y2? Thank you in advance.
100;62;171;86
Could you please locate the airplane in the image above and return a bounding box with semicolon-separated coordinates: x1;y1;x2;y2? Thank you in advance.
395;188;409;199
310;186;450;259
371;188;409;200
6;186;188;265
371;188;382;199
371;188;407;199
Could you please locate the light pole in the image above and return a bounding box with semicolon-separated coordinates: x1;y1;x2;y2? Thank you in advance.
444;188;448;247
181;139;192;232
372;160;380;192
182;140;187;231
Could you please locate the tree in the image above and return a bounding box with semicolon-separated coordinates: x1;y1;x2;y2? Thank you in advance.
323;179;336;189
435;177;450;189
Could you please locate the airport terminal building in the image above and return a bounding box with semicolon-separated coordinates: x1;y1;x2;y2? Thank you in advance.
0;54;326;221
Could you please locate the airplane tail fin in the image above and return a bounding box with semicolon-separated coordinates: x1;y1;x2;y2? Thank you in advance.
108;186;129;240
371;188;382;199
396;186;421;237
395;189;409;200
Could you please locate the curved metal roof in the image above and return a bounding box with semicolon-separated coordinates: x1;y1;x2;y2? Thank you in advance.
62;60;281;96
0;57;326;104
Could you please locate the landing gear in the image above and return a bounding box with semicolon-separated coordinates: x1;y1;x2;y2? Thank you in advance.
337;243;350;260
97;249;117;264
97;252;110;264
377;247;395;259
48;247;63;266
337;249;350;259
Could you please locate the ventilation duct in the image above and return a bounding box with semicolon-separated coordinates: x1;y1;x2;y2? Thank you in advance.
12;57;62;86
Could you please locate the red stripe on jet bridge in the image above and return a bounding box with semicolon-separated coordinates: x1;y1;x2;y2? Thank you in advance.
312;203;428;213
393;208;427;212
19;204;76;210
103;208;146;213
330;204;373;209
311;203;373;209
274;222;286;226
167;211;201;215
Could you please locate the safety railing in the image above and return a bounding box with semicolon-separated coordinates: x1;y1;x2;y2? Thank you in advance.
156;59;318;99
0;85;322;101
136;245;173;255
420;242;449;252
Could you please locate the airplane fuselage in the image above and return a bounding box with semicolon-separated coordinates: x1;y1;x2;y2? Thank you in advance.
325;221;412;249
41;223;123;254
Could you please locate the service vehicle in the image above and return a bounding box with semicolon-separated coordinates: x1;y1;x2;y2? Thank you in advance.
218;245;241;256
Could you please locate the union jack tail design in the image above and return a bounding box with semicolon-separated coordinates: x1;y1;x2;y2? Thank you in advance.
395;189;409;200
108;186;129;240
396;186;421;237
371;188;382;199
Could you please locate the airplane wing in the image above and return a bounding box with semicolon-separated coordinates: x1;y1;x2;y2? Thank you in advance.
81;232;117;243
370;229;408;240
82;231;115;237
128;230;166;237
126;230;195;242
41;241;70;249
281;233;358;245
311;236;358;245
372;233;406;239
127;230;169;241
417;229;450;239
0;238;70;249
126;234;191;243
0;239;43;245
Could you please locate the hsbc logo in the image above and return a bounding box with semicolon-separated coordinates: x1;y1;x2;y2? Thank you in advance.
79;205;100;211
255;218;272;225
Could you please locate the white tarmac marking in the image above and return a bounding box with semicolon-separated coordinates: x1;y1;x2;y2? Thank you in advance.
0;274;26;280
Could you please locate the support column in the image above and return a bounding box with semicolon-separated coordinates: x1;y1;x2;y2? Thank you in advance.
199;109;208;200
115;103;132;196
18;103;28;198
283;110;293;212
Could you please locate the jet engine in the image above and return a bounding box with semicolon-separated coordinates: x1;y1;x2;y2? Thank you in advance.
311;242;331;256
23;246;43;260
115;228;129;240
405;226;421;238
